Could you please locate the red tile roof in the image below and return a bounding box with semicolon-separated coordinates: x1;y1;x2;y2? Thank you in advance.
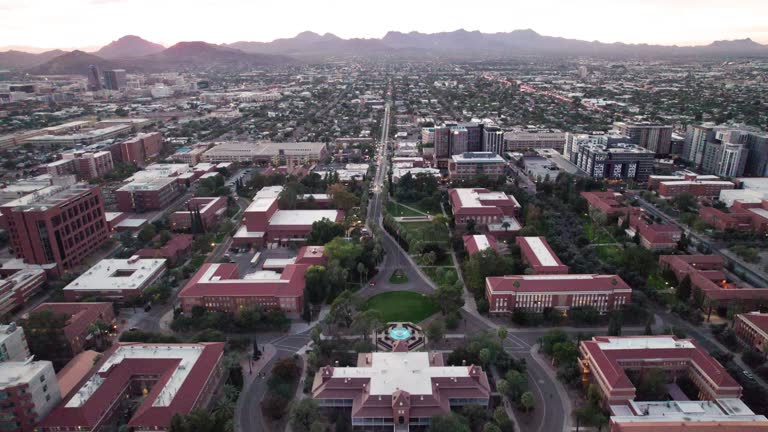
487;274;630;294
31;302;113;342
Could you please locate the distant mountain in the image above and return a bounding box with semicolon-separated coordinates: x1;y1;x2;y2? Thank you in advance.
26;50;121;75
94;35;164;59
135;41;293;71
0;49;66;69
229;29;768;59
226;31;392;59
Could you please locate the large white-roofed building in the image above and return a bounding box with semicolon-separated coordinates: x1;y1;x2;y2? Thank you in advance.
62;256;166;301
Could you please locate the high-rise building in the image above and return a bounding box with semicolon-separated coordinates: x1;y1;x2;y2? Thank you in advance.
614;122;673;156
0;324;29;363
103;69;127;91
482;126;504;155
86;65;101;91
449;127;468;155
0;184;109;275
504;128;566;152
461;122;483;152
575;143;655;181
684;123;768;176
433;126;452;158
564;131;630;165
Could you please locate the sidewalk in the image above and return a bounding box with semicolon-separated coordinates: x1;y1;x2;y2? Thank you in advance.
241;343;276;386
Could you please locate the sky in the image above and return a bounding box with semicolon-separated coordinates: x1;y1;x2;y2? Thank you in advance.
1;0;767;51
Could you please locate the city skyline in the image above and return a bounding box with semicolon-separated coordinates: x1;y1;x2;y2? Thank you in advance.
1;0;767;51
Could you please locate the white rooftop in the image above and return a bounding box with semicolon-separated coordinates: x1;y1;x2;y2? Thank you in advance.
610;399;767;424
269;209;339;226
522;237;559;266
0;360;51;387
749;208;768;220
472;235;491;252
596;336;695;351
63;257;165;292
246;186;283;213
331;352;469;396
65;344;204;408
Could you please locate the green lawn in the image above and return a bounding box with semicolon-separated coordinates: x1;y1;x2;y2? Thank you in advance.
386;201;424;217
398;221;450;244
595;245;624;266
584;220;616;244
366;291;438;323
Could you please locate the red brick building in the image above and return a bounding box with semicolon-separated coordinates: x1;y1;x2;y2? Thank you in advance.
170;197;227;231
659;255;768;311
578;336;768;432
29;302;115;358
115;177;185;213
618;211;682;250
46;151;114;181
40;342;226;432
312;352;490;430
735;312;768;352
581;191;627;217
119;132;164;166
699;200;768;234
449;188;521;238
516;236;569;274
179;246;326;315
136;233;193;265
463;234;501;256
486;274;631;314
0;183;109;275
233;186;343;248
648;173;734;198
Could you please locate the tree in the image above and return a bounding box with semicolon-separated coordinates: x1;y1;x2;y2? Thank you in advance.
168;413;187;432
307;219;345;245
425;320;445;346
351;309;382;341
505;370;527;400
326;290;359;328
462;404;488;432
328;183;359;212
431;283;464;315
677;275;692;301
430;413;470;432
520;391;535;412
21;311;73;369
496;379;510;397
289;399;320;432
636;369;667;401
324;237;363;269
138;224;157;244
497;327;508;343
644;318;654;336
305;265;329;305
671;193;698;213
607;314;622;337
483;424;501;432
479;348;492;367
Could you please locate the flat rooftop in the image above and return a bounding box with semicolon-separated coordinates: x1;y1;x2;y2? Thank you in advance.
0;360;50;387
117;177;177;192
1;183;95;211
331;352;469;396
246;186;282;212
519;236;560;266
610;399;767;424
269;209;340;226
63;257;165;292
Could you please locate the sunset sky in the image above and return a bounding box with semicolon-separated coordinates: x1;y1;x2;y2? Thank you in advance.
1;0;767;51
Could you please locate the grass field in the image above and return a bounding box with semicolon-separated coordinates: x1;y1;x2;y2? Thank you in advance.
584;220;616;244
366;291;438;323
386;201;425;217
595;245;624;266
398;221;450;244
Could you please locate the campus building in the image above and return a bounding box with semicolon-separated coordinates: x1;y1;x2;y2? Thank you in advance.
578;335;768;432
233;186;343;248
647;172;734;198
618;211;682;251
448;188;521;237
61;256;166;301
178;246;326;315
659;255;768;312
48;150;114;181
0;269;47;318
115;177;185;213
119;132;164;166
575;143;655;181
581;191;627;217
485;274;631;314
516;236;569;274
699;200;768;235
40;342;226;432
201;141;327;165
170;197;227;231
311;352;490;431
448;152;506;181
0;183;109;275
503;128;566;153
734;312;768;352
29;302;115;361
0;359;61;432
0;324;30;362
463;234;501;256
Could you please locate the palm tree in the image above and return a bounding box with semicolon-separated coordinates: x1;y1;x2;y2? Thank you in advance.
501;221;511;232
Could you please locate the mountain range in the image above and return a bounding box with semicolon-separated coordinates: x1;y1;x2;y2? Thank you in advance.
2;30;767;76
